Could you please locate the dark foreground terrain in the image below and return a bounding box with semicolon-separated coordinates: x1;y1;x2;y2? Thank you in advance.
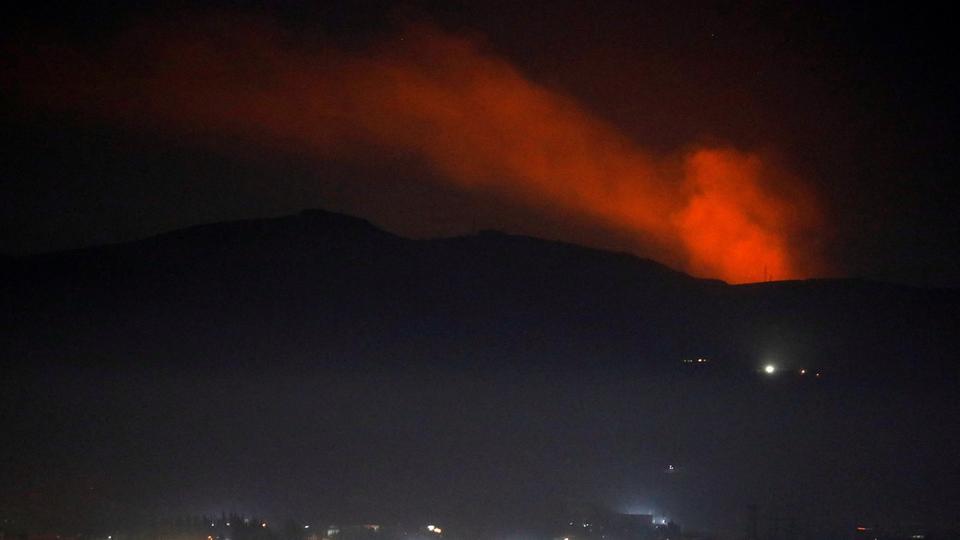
2;209;958;538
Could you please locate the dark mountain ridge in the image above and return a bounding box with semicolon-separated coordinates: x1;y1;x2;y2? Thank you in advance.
2;208;959;535
2;208;956;381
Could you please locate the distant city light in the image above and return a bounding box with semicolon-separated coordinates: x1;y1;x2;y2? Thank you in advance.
764;364;776;374
261;523;267;528
304;526;310;529
799;368;806;375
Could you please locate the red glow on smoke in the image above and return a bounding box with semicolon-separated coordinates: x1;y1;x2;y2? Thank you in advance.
19;17;827;282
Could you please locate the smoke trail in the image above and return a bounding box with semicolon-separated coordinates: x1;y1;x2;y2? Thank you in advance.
19;17;825;282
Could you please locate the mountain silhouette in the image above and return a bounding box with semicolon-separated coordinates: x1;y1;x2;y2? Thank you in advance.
2;208;955;379
2;208;958;535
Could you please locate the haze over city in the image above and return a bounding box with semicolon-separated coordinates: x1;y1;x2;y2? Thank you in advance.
2;2;959;540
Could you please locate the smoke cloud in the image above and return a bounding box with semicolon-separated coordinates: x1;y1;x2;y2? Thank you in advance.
21;16;826;282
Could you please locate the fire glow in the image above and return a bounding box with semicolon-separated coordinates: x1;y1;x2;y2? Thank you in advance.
24;17;826;283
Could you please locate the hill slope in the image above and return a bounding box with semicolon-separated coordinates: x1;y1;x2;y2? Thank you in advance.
2;208;955;378
1;209;958;536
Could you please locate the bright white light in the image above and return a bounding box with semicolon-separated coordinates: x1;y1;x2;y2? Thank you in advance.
427;526;436;532
764;364;776;374
304;526;310;529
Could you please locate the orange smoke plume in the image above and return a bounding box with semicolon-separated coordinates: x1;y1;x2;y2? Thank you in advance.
20;17;825;282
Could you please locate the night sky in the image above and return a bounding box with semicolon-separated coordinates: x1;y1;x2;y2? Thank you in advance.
3;3;960;540
3;0;958;286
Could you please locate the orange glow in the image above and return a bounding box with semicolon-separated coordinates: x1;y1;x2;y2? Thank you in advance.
21;17;827;282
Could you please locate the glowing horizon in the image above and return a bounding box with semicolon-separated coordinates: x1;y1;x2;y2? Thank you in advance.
18;16;828;283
